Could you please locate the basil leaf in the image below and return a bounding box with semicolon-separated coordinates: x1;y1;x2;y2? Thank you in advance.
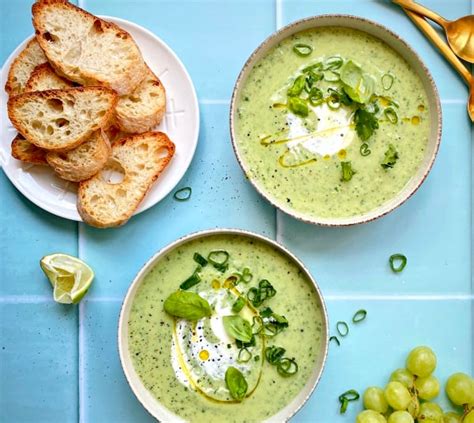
223;315;253;343
340;60;375;104
163;291;212;321
225;367;248;401
341;161;356;182
354;108;379;141
381;144;399;169
287;96;309;117
287;75;306;97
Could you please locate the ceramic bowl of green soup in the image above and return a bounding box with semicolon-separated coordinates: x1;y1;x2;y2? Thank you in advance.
230;15;442;226
119;229;328;422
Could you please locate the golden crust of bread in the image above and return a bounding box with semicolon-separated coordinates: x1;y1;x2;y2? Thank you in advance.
11;134;48;165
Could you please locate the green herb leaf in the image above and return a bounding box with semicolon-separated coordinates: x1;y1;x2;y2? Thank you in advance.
287;96;309;117
287;75;306;97
164;291;212;321
354;108;379;141
225;367;248;401
179;270;201;290
232;296;246;313
304;71;323;93
381;144;399;169
340;60;375;104
265;346;286;364
223;315;253;343
193;253;208;267
340;161;355;182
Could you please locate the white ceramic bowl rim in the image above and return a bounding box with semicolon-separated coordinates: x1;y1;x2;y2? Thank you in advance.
118;228;329;422
230;14;442;227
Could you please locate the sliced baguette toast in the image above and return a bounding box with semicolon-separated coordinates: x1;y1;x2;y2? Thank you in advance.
5;38;48;96
11;134;48;165
8;87;117;151
46;130;111;182
32;0;147;95
78;132;175;227
25;63;74;92
115;67;166;133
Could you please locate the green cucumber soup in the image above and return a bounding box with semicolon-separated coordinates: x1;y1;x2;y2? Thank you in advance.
234;27;431;220
128;234;325;422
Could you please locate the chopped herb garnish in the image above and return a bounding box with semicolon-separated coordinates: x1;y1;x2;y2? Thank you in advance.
179;270;201;290
338;389;360;414
260;306;288;337
323;55;344;71
381;144;399;169
193;253;208;267
352;309;367;323
265;346;298;377
304;71;323;93
308;87;324;106
292;43;313;57
173;187;192;201
207;250;229;272
232;296;246;313
384;107;398;124
354;108;379;141
237;347;252;363
247;279;276;307
287;75;306;97
340;161;355;182
265;346;286;364
234;267;253;285
329;335;340;346
287;96;309;117
336;321;349;337
389;254;407;273
382;73;394;90
359;143;371;157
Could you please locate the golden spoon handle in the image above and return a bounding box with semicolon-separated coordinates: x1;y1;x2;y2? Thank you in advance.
392;0;448;27
403;9;472;85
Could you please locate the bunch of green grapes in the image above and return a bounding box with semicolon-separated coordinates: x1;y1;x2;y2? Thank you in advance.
355;346;474;423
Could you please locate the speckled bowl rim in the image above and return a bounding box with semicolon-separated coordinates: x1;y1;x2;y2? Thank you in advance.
229;14;442;227
118;228;329;422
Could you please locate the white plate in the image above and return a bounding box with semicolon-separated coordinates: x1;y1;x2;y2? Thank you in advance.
0;16;199;222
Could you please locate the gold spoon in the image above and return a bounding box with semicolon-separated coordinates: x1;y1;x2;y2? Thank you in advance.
393;0;474;63
401;8;474;121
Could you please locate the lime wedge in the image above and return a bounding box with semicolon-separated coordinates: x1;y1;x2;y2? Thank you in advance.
40;254;94;304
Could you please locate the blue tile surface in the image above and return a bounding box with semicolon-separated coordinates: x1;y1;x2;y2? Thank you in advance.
0;0;472;422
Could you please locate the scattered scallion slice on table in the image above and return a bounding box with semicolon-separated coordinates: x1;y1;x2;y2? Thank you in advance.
339;389;360;414
337;321;349;337
353;309;367;323
173;186;192;201
389;254;407;273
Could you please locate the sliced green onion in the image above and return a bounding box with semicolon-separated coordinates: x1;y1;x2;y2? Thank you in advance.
247;280;276;307
254;355;260;362
384;107;398;124
323;70;340;82
389;254;407;273
193;253;208;267
323;56;343;71
173;187;192;201
382;73;394;90
338;389;360;414
277;358;298;377
359;143;371;157
287;96;309;117
251;316;263;334
336;321;349;337
293;43;313;57
329;335;340;346
287;75;306;97
302;62;322;73
308;87;324;106
179;271;201;290
352;309;367;323
265;346;286;364
304;71;323;93
237;348;252;363
341;161;355;182
208;250;229;272
232;296;246;313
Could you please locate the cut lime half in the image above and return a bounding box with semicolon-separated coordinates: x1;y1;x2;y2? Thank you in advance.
40;254;94;304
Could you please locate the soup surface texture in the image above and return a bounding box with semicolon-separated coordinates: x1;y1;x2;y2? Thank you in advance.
234;27;431;220
128;234;325;422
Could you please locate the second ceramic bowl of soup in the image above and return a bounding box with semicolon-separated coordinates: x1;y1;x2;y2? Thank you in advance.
230;15;442;226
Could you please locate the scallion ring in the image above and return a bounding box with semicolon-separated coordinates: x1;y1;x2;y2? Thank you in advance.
173;187;192;201
292;43;313;57
338;389;360;414
329;335;340;346
251;316;263;334
352;309;367;323
179;271;201;290
265;346;285;364
302;62;322;73
241;267;253;283
308;87;323;106
277;358;298;377
389;254;407;273
237;348;252;363
382;73;394;90
323;56;343;71
384;107;398;124
232;296;246;313
207;250;229;272
193;253;208;267
360;143;371;157
323;70;340;82
336;321;349;337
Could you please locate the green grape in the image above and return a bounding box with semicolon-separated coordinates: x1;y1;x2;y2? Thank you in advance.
356;409;387;423
418;402;444;423
464;410;474;423
445;373;474;405
407;395;420;418
415;375;440;400
387;410;414;423
364;387;389;413
384;381;412;410
442;411;461;423
390;368;415;388
406;346;437;377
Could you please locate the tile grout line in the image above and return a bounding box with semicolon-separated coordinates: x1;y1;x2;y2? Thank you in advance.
77;222;85;423
275;0;283;30
325;294;474;301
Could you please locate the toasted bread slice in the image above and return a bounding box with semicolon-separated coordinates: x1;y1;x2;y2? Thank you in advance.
32;0;147;95
11;134;48;165
8;87;117;151
5;38;48;96
25;63;74;92
46;130;111;182
115;67;166;133
78;132;175;227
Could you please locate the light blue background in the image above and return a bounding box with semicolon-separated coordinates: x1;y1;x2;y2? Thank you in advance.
0;0;472;422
